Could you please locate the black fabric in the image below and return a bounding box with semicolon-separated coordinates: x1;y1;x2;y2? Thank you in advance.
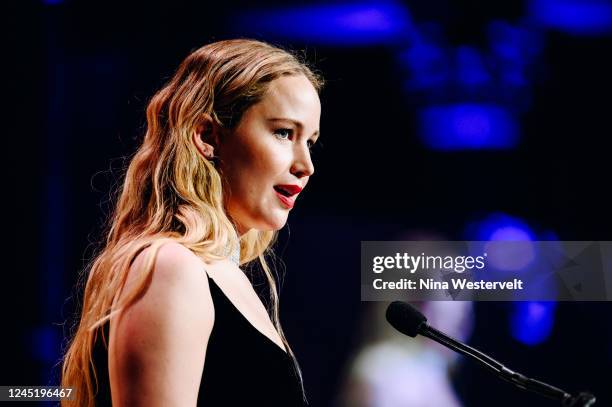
199;275;306;406
91;274;306;406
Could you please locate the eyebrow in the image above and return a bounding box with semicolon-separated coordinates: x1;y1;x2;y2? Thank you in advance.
267;117;320;137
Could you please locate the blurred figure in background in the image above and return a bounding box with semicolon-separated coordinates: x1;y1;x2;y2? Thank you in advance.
338;300;473;407
339;232;474;407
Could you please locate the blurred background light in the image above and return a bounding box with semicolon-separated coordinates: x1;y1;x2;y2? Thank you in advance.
399;40;450;90
31;326;61;364
530;0;612;36
465;213;537;242
465;213;537;273
511;301;557;345
418;104;519;150
456;46;491;87
230;2;413;46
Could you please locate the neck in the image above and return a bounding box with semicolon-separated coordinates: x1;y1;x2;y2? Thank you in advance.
229;216;250;238
237;226;250;238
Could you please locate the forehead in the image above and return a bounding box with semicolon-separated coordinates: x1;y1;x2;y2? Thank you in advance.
254;75;321;121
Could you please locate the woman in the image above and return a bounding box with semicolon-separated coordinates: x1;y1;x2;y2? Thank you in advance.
61;39;323;406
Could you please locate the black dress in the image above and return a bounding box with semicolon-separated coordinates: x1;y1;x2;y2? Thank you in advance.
91;274;306;406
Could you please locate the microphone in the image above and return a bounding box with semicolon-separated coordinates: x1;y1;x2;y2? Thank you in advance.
385;301;596;407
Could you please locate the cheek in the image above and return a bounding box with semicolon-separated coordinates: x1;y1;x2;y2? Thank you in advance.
224;139;284;202
239;140;289;184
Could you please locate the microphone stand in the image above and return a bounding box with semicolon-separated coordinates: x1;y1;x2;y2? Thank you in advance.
419;324;596;407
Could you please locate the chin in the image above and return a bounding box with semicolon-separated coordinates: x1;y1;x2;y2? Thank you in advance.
232;204;291;233
253;212;289;231
263;218;289;231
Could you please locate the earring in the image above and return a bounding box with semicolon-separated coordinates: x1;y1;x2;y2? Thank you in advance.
202;145;212;156
202;144;217;164
206;152;219;167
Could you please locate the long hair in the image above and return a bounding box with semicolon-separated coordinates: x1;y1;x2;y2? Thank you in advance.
60;38;323;407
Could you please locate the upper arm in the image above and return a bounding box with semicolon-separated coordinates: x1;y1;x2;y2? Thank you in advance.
108;241;214;407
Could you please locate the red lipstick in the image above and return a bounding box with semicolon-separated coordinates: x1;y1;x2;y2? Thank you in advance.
274;184;303;195
275;190;295;208
273;184;303;209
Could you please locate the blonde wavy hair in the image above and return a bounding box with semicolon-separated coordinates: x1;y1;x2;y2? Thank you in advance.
60;38;323;407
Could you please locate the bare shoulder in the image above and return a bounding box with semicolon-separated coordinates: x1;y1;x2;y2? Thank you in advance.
109;240;214;407
120;240;215;324
142;240;209;283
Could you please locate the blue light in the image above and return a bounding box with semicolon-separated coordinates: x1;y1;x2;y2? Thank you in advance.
530;0;612;36
456;46;491;86
487;21;545;88
511;301;557;345
465;213;537;242
398;41;450;90
488;20;545;63
418;104;519;150
32;327;61;363
489;226;532;241
465;213;538;274
230;3;413;46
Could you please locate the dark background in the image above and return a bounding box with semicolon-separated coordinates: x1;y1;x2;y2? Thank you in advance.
6;0;612;406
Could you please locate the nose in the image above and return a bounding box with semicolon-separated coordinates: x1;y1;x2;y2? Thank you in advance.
290;142;315;179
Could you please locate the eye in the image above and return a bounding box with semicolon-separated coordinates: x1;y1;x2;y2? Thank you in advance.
273;128;293;140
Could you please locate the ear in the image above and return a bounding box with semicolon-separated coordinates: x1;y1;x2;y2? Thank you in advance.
192;113;220;160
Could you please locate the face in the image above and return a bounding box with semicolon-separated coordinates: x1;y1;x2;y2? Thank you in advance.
217;74;321;234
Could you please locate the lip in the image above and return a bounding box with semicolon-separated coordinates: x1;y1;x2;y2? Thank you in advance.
273;184;303;209
274;189;296;209
274;184;303;195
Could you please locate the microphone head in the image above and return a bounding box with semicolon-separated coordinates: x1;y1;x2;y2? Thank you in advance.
385;301;428;337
